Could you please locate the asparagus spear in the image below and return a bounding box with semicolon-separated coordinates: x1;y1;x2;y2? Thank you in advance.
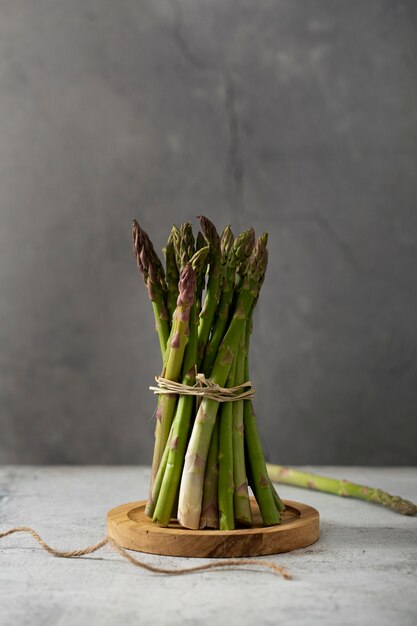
195;231;209;307
201;228;255;527
201;227;255;376
176;223;195;273
133;220;173;512
152;247;210;526
243;399;284;523
235;227;256;291
220;225;234;260
147;423;173;516
199;228;235;527
232;325;253;525
267;465;417;516
161;223;194;365
199;419;220;528
164;226;180;321
218;358;237;530
242;236;284;524
132;220;170;360
197;216;222;368
145;262;196;516
178;236;268;529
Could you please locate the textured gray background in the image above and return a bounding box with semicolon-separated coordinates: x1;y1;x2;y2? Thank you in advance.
0;0;416;465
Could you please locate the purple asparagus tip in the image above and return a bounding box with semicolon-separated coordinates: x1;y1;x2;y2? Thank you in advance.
177;262;196;309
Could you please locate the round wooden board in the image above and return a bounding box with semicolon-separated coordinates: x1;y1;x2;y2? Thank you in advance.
107;499;319;558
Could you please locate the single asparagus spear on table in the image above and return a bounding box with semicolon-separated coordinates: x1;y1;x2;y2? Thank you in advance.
267;465;417;516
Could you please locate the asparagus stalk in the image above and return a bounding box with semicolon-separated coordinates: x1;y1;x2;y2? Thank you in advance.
176;223;195;273
232;326;253;525
218;358;237;530
164;226;180;321
197;216;222;368
195;231;209;307
201;228;254;527
200;225;238;528
267;465;417;516
220;224;234;263
152;247;210;526
242;240;284;524
199;419;220;528
145;262;196;516
201;227;255;376
235;227;256;291
161;223;195;364
244;401;284;523
270;478;286;513
147;423;173;514
133;220;173;512
178;236;268;529
132;220;170;360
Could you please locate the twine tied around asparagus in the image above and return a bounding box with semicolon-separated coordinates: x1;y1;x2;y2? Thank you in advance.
0;527;291;579
149;373;255;402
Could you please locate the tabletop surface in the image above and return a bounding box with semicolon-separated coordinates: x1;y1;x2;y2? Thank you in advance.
0;466;416;626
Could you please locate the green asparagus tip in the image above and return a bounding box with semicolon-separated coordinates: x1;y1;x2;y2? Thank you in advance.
167;225;178;246
197;216;221;254
387;496;417;516
178;223;195;269
194;237;210;300
234;227;256;275
195;231;207;251
220;225;235;258
247;234;268;286
190;246;210;275
260;232;269;246
132;219;140;257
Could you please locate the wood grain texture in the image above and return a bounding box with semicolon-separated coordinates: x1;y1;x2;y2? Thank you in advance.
107;498;319;558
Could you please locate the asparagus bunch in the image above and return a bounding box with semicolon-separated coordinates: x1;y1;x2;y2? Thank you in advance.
133;216;283;529
133;217;417;527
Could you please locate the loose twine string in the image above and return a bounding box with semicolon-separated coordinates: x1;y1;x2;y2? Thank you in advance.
149;373;255;402
0;527;291;579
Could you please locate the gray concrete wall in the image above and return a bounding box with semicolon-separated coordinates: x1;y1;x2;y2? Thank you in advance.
0;0;416;465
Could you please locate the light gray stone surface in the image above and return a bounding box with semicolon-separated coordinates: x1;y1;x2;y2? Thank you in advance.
0;466;416;626
0;1;417;465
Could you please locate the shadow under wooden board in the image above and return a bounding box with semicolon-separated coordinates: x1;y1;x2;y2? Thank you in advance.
107;498;320;558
